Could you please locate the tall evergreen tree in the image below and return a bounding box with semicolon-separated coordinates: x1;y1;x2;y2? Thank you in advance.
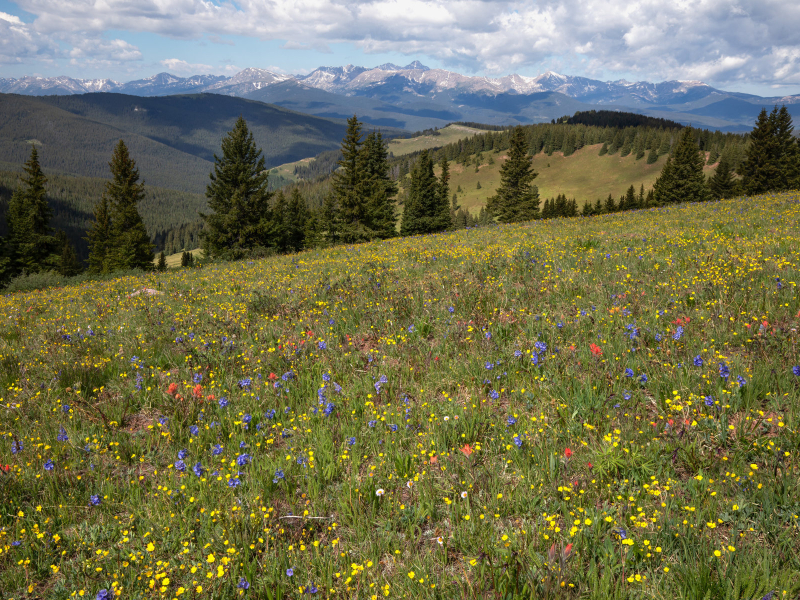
708;156;739;199
105;140;154;270
740;106;798;194
157;251;167;272
400;151;443;235
652;128;709;204
360;130;398;239
331;115;369;243
86;195;112;274
57;231;82;277
486;126;540;223
435;157;452;231
285;187;308;252
5;146;60;275
201;117;273;259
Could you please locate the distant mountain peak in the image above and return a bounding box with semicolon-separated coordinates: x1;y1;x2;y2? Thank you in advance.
404;61;430;71
375;63;403;71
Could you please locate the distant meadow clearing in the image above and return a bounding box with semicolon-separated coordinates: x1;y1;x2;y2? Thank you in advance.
1;193;800;599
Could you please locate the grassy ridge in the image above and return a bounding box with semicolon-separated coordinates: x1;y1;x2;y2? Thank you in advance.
1;194;799;599
443;145;719;212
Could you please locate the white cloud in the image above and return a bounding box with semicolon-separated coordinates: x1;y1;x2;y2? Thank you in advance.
7;0;800;87
160;57;214;74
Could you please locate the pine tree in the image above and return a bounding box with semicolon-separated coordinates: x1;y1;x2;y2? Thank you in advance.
708;156;739;200
157;251;167;272
598;142;609;156
646;147;658;164
437;157;452;230
486;126;539;223
741;106;798;194
321;194;340;246
86;195;112;274
400;151;441;235
5;146;60;275
653;128;709;204
272;190;289;253
103;140;154;270
286;188;308;252
57;232;82;277
604;194;616;213
360;130;398;239
332;115;369;243
201;117;273;259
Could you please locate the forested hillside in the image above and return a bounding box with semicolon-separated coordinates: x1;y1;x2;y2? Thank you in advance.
0;93;360;193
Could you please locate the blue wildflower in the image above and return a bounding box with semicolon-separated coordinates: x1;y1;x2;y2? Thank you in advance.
507;416;517;426
193;373;203;384
227;477;241;487
89;494;101;506
238;577;250;590
193;462;204;477
218;397;229;408
347;437;356;446
389;424;398;432
237;454;252;467
489;389;500;400
62;404;70;413
673;326;684;341
793;366;800;376
719;362;730;379
57;427;69;442
96;590;112;600
265;409;276;420
368;420;378;428
178;449;188;459
44;459;54;471
513;434;523;448
242;414;252;424
323;402;335;417
189;425;199;437
286;567;294;577
318;341;327;350
273;469;285;483
212;444;223;456
624;368;634;378
737;375;747;387
175;460;186;472
693;355;704;367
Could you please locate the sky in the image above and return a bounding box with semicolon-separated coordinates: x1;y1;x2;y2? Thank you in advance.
1;0;800;96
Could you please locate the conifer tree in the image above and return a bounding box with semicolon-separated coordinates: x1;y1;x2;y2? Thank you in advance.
653;128;708;204
5;146;60;275
437;157;452;230
272;190;289;253
486;126;539;223
157;251;167;272
740;106;798;194
331;115;369;243
646;147;658;164
708;156;739;199
361;130;398;239
201;117;273;259
286;187;308;252
86;195;112;274
598;142;609;156
105;140;154;270
321;194;340;246
57;232;82;277
400;151;440;235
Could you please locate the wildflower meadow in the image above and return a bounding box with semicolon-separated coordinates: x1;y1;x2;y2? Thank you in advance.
1;193;799;599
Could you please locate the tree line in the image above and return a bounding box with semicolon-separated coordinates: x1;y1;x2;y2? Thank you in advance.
1;106;797;287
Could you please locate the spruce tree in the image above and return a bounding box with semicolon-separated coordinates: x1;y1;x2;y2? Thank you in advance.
331;115;369;243
708;156;739;199
86;195;112;274
741;106;798;194
400;151;440;236
201;117;273;259
646;147;658;164
105;140;154;270
272;190;289;253
436;157;452;230
57;232;82;277
157;251;167;272
653;128;709;204
286;188;308;252
360;130;398;239
5;146;60;275
486;126;539;223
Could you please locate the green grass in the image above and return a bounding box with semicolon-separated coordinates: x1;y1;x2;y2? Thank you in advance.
1;193;800;600
387;124;489;157
437;145;718;213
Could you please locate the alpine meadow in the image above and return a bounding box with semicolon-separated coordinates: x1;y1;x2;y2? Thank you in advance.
3;10;800;598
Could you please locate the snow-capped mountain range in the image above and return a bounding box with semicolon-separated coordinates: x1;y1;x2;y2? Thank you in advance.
2;61;798;130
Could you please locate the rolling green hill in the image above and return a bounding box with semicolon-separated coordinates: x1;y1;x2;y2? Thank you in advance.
0;92;360;194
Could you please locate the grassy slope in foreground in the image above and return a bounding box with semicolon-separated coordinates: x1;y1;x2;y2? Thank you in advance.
1;194;799;599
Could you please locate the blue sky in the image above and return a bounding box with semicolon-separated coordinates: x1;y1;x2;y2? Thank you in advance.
2;0;799;96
